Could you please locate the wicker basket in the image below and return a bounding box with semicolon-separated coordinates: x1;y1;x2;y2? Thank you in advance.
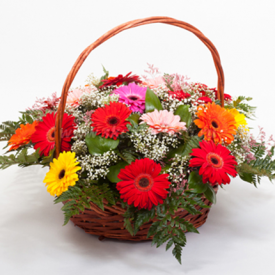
56;16;224;241
67;186;218;241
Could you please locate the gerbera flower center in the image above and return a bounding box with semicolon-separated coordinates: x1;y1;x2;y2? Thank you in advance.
58;169;65;179
46;127;56;142
211;157;219;165
134;173;154;191
139;178;150;187
107;116;120;126
211;120;219;129
127;95;140;101
206;152;224;169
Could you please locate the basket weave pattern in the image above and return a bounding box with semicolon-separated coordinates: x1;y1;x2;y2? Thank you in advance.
68;185;218;241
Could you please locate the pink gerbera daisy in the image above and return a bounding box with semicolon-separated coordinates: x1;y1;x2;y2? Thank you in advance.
67;89;84;106
145;76;166;89
112;83;147;113
67;86;94;107
140;109;187;134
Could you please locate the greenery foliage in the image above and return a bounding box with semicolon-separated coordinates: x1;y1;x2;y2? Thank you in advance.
0;121;20;141
167;135;201;159
54;180;116;225
122;182;212;264
145;88;163;112
238;146;275;186
232;96;256;119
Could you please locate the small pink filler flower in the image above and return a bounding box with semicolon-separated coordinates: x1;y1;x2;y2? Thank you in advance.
113;83;147;113
140;109;187;134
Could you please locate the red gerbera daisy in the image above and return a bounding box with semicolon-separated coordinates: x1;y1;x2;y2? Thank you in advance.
91;102;131;140
193;83;208;96
99;72;142;89
212;88;232;101
189;140;237;186
168;90;191;101
197;96;212;104
117;158;171;210
193;83;232;101
32;112;76;156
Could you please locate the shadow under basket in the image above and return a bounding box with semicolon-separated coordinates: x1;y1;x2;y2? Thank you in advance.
67;185;218;241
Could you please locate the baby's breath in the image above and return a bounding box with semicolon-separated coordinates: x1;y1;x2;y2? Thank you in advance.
227;126;250;165
166;154;190;185
77;151;119;181
129;127;181;161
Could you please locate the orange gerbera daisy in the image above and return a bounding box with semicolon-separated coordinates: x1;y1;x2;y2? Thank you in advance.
8;121;38;151
194;102;237;145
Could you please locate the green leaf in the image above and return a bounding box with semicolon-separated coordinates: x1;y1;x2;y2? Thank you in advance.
85;131;119;156
182;204;201;215
145;88;163;113
54;185;83;204
0;148;41;169
119;150;137;164
179;223;187;231
126;113;140;127
25;115;33;124
174;105;192;127
134;209;155;235
188;171;208;193
17;148;27;163
239;172;254;183
124;218;134;236
172;244;182;264
174;228;187;242
107;161;128;183
166;239;174;251
147;221;161;238
204;184;217;204
167;136;201;159
185;222;199;234
41;149;55;166
61;200;77;211
63;213;73;226
102;65;109;77
161;165;171;173
0;120;18;141
98;65;109;86
156;234;171;248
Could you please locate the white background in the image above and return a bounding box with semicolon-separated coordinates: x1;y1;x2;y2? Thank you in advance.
0;0;275;274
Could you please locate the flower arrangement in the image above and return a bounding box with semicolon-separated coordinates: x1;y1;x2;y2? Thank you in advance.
1;63;275;264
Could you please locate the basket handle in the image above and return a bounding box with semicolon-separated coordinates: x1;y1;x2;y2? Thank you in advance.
55;16;225;158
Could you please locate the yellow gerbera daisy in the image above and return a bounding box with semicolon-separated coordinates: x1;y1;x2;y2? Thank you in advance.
43;151;81;196
227;108;248;129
